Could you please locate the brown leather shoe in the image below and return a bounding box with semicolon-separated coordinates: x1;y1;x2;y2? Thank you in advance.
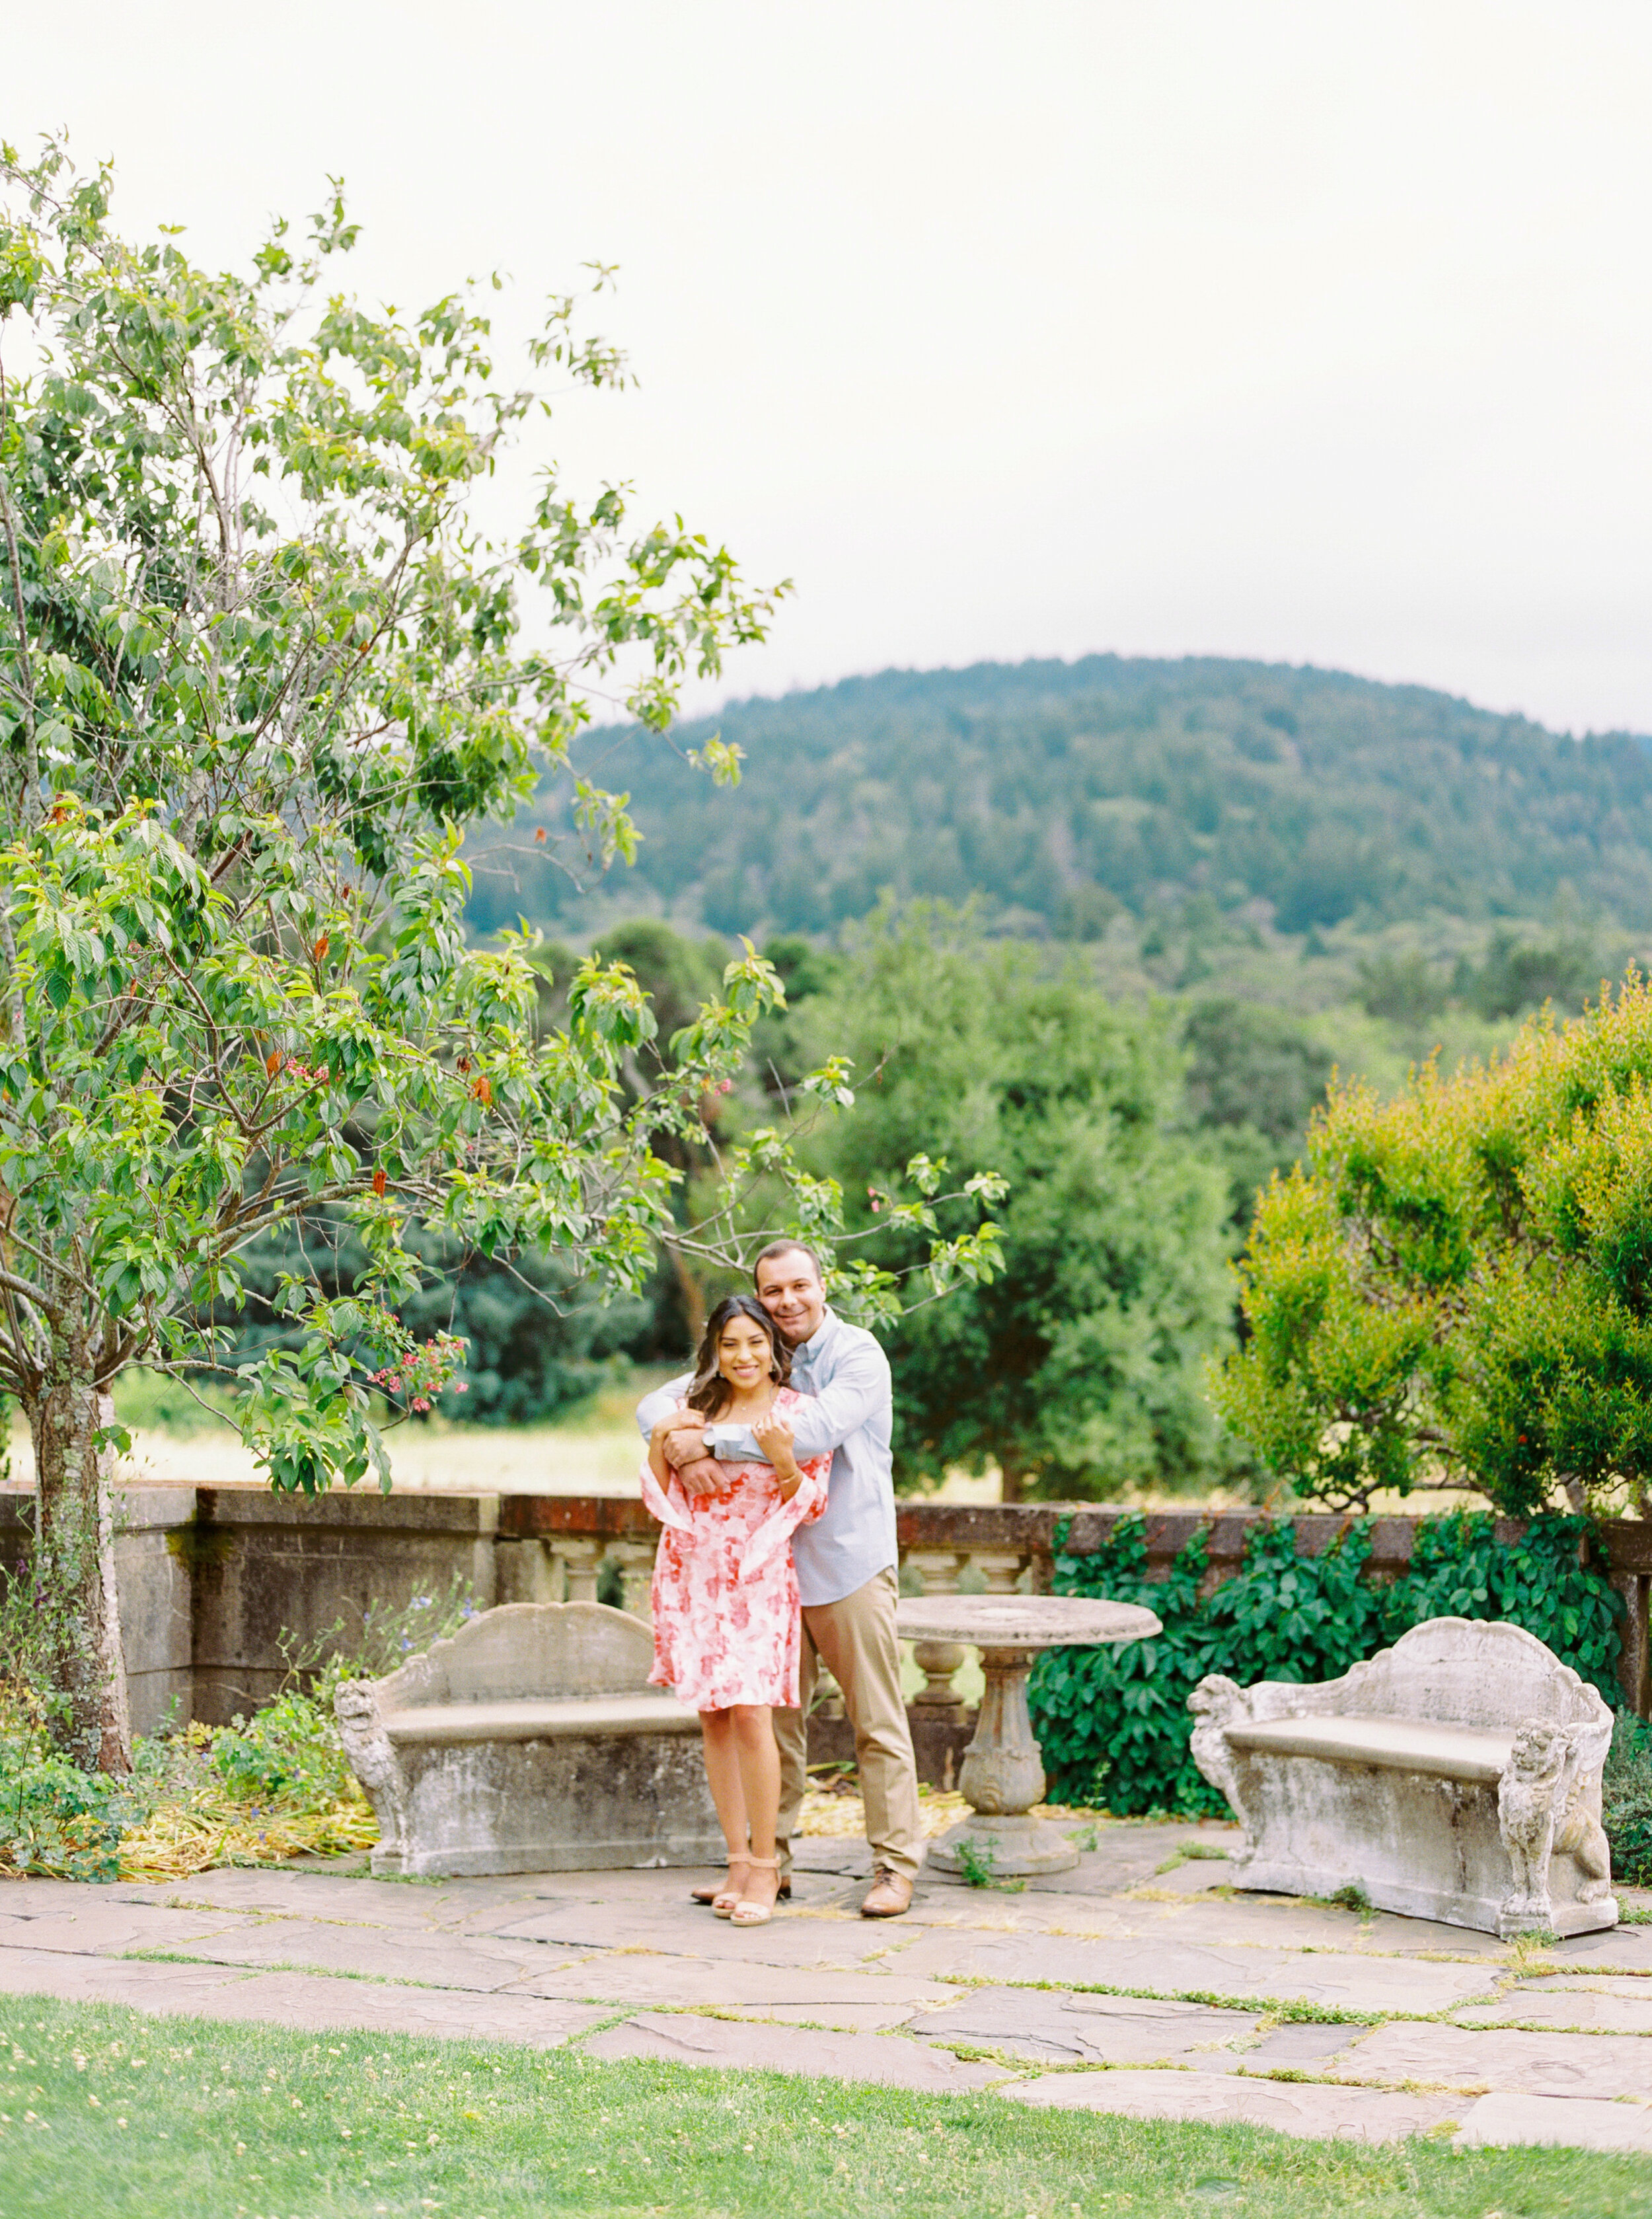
860;1866;914;1918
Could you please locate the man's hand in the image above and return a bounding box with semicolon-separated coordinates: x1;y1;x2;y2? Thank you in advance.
661;1421;708;1471
650;1405;722;1499
671;1455;724;1499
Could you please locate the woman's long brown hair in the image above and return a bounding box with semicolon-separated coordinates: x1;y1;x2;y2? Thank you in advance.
685;1294;792;1420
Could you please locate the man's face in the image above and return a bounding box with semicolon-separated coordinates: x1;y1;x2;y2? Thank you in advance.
753;1248;827;1347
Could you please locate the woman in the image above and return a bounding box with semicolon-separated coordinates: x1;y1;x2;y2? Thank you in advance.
643;1295;830;1926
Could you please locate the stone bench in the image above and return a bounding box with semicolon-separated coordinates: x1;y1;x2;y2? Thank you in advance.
334;1601;723;1878
1188;1617;1618;1939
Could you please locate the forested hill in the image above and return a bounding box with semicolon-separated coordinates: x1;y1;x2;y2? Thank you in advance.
465;656;1652;942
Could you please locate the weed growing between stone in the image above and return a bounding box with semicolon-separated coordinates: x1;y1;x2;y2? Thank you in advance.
0;1996;1647;2219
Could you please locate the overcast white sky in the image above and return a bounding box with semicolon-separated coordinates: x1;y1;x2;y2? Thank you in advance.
7;1;1652;733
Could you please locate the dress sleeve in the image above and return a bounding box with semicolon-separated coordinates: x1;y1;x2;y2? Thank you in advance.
795;1448;831;1523
639;1454;693;1534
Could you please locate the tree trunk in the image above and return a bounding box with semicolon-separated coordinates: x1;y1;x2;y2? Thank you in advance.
27;1339;131;1773
998;1459;1025;1505
668;1244;708;1349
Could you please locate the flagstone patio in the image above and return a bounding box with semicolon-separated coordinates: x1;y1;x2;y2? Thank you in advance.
3;1819;1649;2153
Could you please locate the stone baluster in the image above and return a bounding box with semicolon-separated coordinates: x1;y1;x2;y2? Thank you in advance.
967;1548;1029;1595
609;1537;658;1622
494;1538;565;1605
548;1536;605;1605
903;1548;968;1716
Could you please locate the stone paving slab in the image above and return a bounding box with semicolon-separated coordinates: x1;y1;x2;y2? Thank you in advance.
1243;1953;1503;2013
1132;1862;1232;1897
1244;2019;1372;2068
516;1951;963;2017
1542;1926;1652;1975
1003;2068;1461;2141
909;1827;1217;1902
120;1918;559;1995
0;1941;610;2047
0;1943;281;2014
907;1985;1260;2066
791;1843;874;1879
903;1897;1135;1937
1512;1974;1652;1996
912;1887;1505;1961
453;1866;863;1917
729;2002;928;2032
112;1870;511;1926
1456;2091;1652;2152
184;1970;606;2048
1454;1988;1652;2032
1118;1896;1504;1958
1355;1910;1511;1957
483;1901;911;1970
0;1905;249;1956
583;2009;1011;2091
891;1928;1501;2013
1342;2021;1652;2099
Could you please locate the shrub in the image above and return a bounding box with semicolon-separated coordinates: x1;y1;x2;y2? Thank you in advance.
0;1570;477;1880
1215;974;1652;1516
1604;1710;1652;1887
0;1711;127;1881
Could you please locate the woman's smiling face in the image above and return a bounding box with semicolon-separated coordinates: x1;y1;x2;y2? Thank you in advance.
716;1313;774;1393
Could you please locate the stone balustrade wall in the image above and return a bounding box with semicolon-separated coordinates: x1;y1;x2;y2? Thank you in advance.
2;1485;1648;1731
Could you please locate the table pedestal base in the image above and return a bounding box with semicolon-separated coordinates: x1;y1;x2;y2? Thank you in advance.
925;1642;1082;1877
894;1597;1163;1885
927;1810;1079;1878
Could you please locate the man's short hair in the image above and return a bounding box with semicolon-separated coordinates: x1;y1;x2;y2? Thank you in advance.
753;1239;823;1287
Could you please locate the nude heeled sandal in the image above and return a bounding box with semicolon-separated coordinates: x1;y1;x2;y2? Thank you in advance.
707;1856;753;1918
728;1856;781;1927
694;1865;792;1908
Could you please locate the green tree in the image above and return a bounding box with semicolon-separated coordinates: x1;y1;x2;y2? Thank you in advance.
0;141;858;1768
1215;971;1652;1515
1180;997;1334;1232
798;908;1234;1499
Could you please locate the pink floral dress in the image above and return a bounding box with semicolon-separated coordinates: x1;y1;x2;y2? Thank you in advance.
642;1386;831;1711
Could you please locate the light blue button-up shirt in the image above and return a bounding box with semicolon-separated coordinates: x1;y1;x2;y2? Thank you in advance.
634;1308;895;1609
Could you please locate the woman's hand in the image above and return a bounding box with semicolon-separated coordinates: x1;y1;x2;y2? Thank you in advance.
752;1408;802;1497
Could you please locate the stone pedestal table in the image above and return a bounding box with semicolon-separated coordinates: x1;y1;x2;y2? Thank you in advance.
895;1593;1162;1876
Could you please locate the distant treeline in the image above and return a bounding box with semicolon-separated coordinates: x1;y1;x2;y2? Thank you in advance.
464;656;1652;943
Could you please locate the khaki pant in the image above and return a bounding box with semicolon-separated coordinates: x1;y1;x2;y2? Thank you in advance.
773;1566;925;1884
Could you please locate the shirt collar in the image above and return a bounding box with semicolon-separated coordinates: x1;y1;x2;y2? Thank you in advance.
789;1308;837;1371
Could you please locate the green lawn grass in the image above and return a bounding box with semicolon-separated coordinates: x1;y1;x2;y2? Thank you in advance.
1;1997;1645;2218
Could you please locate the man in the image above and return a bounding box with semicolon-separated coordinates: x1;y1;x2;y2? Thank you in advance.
636;1242;924;1916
